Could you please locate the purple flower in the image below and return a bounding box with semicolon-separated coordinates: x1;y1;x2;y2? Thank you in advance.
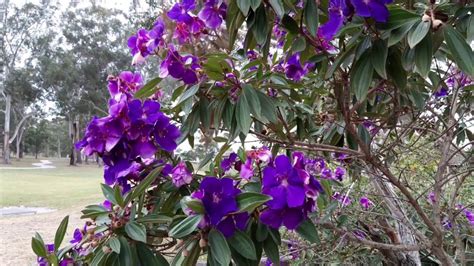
351;0;391;23
70;228;83;244
59;258;74;266
153;114;181;152
76;117;123;155
359;197;373;210
464;210;474;226
353;229;366;239
273;23;287;48
333;192;351;206
260;207;307;230
221;153;238;172
192;177;248;236
319;0;345;40
240;158;254;179
37;244;55;266
284;54;309;81
127;29;151;65
108;71;143;100
321;168;333;179
147;19;165;52
334;166;345;181
171;162;193;187
160;48;200;84
427;192;436;204
199;0;227;29
102;200;112;210
434;87;448;98
167;0;195;23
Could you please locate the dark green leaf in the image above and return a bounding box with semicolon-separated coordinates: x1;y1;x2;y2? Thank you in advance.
371;39;388;79
181;196;205;214
228;230;257;260
90;248;106;266
227;0;246;49
407;20;430;48
263;237;280;266
358;124;371;145
444;25;474;76
237;0;251;15
236;91;252;135
351;51;373;101
269;0;284;17
134;77;162;99
209;229;232;266
291;36;306;53
243;84;261;118
256;222;269;242
296;219;319;244
168;215;203;238
136;213;172;224
388;20;416;46
118;236;133;266
414;32;432;77
281;14;299;34
252;6;269;45
177;84;199;105
101;184;118;206
325;43;356;79
250;0;262;10
128;166;163;202
125;221;147;243
256;91;277;123
237;192;272;212
54;216;69;251
382;7;419;31
304;0;319;37
31;237;47;258
109;237;121;254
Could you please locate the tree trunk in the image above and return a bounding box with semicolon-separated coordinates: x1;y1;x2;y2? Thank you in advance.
57;137;61;158
75;116;82;164
372;176;421;266
3;94;11;164
16;127;25;160
69;118;75;166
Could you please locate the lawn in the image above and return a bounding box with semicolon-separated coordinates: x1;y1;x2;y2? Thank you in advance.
0;158;104;209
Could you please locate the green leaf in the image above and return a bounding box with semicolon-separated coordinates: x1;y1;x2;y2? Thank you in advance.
444;26;474;76
325;43;356;79
31;237;47;258
182;240;202;266
358;124;371;145
209;229;232;266
125;221;147;243
351;51;373;101
137;242;169;266
227;0;246;50
414;32;432;77
236;91;252;135
256;91;277;123
101;184;118;206
237;0;251;15
407;20;430;48
256;222;269;242
291;36;306;53
181;196;205;214
281;14;299;34
387;49;407;89
269;0;284;18
252;6;269;45
90;248;106;266
296;219;319;244
263;237;280;266
134;77;162;99
177;84;199;105
388;20;416;46
118;236;133;265
383;7;419;31
128;166;163;202
236;192;272;213
228;230;257;260
304;0;318;37
54;216;69;251
136;213;172;224
114;186;125;208
243;84;261;118
371;39;388;79
109;237;121;254
250;0;262;10
168;215;203;238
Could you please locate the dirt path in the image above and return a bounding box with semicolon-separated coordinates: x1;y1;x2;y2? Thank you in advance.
0;206;86;266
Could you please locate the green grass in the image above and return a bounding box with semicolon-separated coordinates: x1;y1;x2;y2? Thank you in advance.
0;158;104;209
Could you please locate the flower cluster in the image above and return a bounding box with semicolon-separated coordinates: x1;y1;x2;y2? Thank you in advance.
191;177;249;237
320;0;393;40
76;71;180;190
221;147;272;179
260;154;323;230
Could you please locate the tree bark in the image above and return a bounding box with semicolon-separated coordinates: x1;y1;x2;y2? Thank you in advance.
3;94;11;164
371;176;422;266
16;127;25;160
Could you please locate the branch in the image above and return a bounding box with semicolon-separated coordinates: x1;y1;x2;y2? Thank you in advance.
8;112;34;144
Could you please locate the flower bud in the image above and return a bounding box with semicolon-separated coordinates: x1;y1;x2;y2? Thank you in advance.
432;19;443;29
182;248;190;257
199;238;207;248
102;246;112;254
113;206;121;212
91;240;98;247
422;14;431;22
